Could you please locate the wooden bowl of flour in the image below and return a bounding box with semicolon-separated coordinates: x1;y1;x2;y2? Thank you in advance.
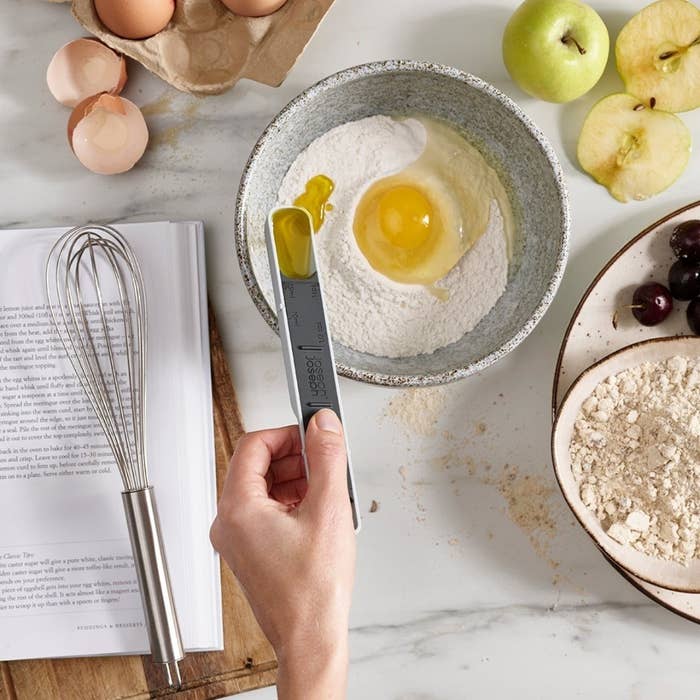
553;336;700;592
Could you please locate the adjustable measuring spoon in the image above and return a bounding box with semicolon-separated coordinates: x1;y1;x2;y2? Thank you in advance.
265;206;361;531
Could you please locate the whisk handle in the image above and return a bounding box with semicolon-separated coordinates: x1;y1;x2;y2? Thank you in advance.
122;487;185;685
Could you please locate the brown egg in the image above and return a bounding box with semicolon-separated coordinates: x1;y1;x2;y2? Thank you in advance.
94;0;175;40
219;0;287;18
47;38;127;107
68;93;149;175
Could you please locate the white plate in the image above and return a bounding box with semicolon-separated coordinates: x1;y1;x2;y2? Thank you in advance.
554;336;700;592
552;200;700;618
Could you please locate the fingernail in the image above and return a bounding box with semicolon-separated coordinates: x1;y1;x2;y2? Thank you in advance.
315;408;342;434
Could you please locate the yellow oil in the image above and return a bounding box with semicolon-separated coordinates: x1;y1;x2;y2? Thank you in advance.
294;174;334;232
271;207;314;279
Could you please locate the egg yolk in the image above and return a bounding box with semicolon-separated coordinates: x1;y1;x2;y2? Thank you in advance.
353;176;466;286
377;185;433;249
294;174;334;232
271;207;314;280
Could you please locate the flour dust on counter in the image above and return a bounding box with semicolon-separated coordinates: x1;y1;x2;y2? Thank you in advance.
0;222;222;661
384;386;449;437
385;383;577;584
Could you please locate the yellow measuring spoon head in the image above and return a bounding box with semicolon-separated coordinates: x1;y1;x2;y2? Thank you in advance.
270;206;316;280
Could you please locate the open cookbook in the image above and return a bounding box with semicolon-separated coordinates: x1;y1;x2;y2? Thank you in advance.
0;221;222;660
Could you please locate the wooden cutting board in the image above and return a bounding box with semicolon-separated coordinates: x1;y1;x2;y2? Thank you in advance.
0;307;277;699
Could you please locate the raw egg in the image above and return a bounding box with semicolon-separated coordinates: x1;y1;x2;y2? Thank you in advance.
219;0;288;17
46;38;127;108
353;116;514;288
68;93;149;175
354;176;462;286
94;0;175;39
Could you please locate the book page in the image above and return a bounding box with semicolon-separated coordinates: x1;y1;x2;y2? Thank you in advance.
0;223;220;660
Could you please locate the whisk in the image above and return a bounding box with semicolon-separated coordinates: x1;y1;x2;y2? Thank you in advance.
45;224;184;688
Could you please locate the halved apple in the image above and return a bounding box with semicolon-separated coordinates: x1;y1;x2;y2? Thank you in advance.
577;93;691;202
616;0;700;112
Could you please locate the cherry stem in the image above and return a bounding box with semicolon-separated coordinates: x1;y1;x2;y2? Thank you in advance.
562;32;586;55
612;304;645;329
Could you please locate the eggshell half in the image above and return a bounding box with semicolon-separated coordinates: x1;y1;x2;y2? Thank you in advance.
47;38;127;107
68;94;149;175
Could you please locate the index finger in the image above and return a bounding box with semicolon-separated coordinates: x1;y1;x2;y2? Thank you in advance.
221;425;302;507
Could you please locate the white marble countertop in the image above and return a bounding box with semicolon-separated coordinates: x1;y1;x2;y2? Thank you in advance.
4;0;700;697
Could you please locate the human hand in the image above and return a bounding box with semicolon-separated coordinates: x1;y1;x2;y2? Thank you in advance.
210;409;356;700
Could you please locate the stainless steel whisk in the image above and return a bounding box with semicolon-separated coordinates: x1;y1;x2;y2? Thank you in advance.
45;224;184;688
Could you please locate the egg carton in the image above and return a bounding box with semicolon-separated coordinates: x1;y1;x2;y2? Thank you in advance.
70;0;334;95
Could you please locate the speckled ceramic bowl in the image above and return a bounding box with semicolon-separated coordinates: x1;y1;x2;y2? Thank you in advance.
235;60;569;386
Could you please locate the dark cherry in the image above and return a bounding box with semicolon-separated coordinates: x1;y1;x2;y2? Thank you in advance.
687;298;700;335
668;259;700;300
631;282;673;326
670;220;700;261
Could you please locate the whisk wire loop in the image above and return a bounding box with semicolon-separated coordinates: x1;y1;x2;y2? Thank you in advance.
46;224;149;492
68;240;128;476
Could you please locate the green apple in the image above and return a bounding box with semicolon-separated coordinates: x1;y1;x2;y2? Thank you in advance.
503;0;610;102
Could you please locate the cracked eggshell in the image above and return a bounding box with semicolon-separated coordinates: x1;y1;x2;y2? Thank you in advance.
47;38;127;107
68;93;149;175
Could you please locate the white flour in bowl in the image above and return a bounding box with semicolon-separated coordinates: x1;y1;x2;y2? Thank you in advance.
275;115;509;358
570;356;700;566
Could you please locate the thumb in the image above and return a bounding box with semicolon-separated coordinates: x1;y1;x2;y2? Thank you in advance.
302;409;349;509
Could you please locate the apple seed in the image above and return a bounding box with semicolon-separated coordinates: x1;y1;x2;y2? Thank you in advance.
658;50;678;60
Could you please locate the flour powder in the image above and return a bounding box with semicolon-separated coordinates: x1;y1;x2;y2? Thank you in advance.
275;115;509;358
570;356;700;565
